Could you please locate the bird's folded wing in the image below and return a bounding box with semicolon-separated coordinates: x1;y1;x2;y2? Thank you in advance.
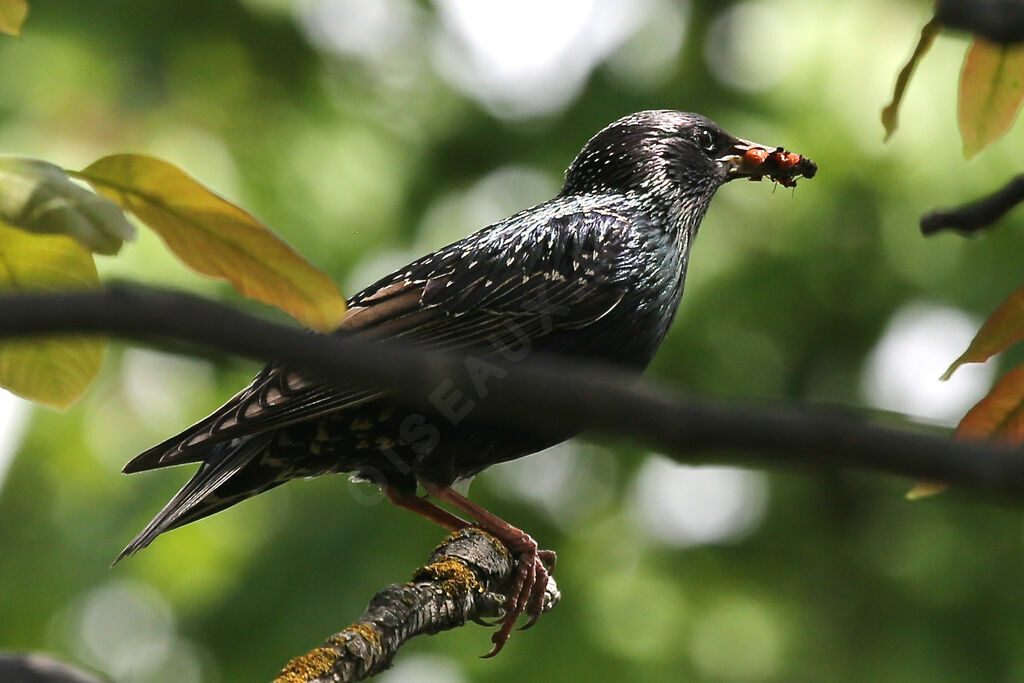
123;207;633;472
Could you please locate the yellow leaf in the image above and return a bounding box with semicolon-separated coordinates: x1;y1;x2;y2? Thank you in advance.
73;154;347;332
942;283;1024;380
882;17;941;142
0;0;27;37
906;481;947;500
0;156;135;255
0;222;105;409
958;38;1024;158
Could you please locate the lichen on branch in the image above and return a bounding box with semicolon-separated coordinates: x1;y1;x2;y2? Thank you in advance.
275;528;560;683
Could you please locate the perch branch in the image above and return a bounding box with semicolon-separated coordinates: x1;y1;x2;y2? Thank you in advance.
274;528;559;683
921;174;1024;235
0;284;1023;497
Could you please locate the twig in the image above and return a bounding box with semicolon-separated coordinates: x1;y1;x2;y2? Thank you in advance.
274;529;559;683
936;0;1024;44
0;284;1022;497
921;174;1024;235
882;17;942;142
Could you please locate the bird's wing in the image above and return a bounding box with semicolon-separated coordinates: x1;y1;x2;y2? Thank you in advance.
123;205;635;473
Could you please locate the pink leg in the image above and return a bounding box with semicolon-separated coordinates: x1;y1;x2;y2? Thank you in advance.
424;483;556;657
383;485;470;532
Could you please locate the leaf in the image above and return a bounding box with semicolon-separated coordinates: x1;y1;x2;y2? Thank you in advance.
910;364;1024;499
882;17;941;142
942;283;1024;380
954;364;1024;445
0;157;135;255
0;221;105;409
906;481;947;500
73;154;347;332
0;0;27;36
958;38;1024;158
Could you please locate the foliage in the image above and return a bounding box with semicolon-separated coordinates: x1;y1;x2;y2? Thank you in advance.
885;11;1024;497
0;152;345;406
75;155;346;332
958;40;1024;158
0;222;102;409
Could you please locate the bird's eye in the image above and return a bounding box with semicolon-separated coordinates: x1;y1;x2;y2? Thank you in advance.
698;129;717;156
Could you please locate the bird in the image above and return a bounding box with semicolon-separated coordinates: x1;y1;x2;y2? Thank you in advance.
117;110;815;655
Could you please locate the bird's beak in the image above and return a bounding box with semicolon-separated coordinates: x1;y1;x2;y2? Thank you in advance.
717;138;817;188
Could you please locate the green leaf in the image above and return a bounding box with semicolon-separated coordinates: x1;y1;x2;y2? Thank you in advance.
0;221;105;409
0;0;27;36
942;283;1024;380
958;38;1024;158
73;154;347;332
882;17;941;142
0;157;135;255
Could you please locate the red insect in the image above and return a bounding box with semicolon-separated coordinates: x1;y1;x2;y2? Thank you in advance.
757;145;811;185
743;146;816;188
743;148;770;165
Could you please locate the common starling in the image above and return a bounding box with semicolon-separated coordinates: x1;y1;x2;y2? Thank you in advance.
118;111;815;654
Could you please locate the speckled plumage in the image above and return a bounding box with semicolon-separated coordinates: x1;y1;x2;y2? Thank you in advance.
117;113;814;636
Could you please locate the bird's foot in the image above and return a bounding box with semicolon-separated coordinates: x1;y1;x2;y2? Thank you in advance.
419;483;557;656
484;535;556;658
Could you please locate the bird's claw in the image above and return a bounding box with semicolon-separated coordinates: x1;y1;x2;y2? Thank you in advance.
481;540;555;657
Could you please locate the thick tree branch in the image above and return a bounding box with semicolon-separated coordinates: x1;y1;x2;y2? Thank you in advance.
0;284;1023;498
274;529;559;683
936;0;1024;44
921;174;1024;235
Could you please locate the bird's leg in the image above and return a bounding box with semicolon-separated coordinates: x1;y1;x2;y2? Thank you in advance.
423;483;556;657
383;485;470;532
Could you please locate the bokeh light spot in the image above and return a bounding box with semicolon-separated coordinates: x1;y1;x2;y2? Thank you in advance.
704;2;796;93
584;568;689;662
629;456;768;547
690;596;784;681
0;389;31;494
379;653;466;683
431;0;657;118
860;302;993;425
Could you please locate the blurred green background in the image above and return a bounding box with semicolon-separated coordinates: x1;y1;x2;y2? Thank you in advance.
1;0;1022;681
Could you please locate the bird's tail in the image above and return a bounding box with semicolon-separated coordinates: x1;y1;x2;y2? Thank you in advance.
115;433;277;563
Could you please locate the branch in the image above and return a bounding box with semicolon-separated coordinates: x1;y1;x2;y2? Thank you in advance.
936;0;1024;44
0;284;1023;497
0;654;102;682
274;529;559;683
921;174;1024;235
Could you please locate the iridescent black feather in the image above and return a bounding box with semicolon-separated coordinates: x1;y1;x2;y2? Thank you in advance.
119;111;778;560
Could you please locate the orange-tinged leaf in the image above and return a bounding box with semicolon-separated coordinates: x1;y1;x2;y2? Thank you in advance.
954;364;1024;444
882;17;941;142
942;283;1024;379
911;364;1024;499
0;0;27;36
958;38;1024;158
73;154;346;332
0;221;105;409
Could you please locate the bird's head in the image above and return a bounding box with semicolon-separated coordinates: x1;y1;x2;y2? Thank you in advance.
560;110;815;210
